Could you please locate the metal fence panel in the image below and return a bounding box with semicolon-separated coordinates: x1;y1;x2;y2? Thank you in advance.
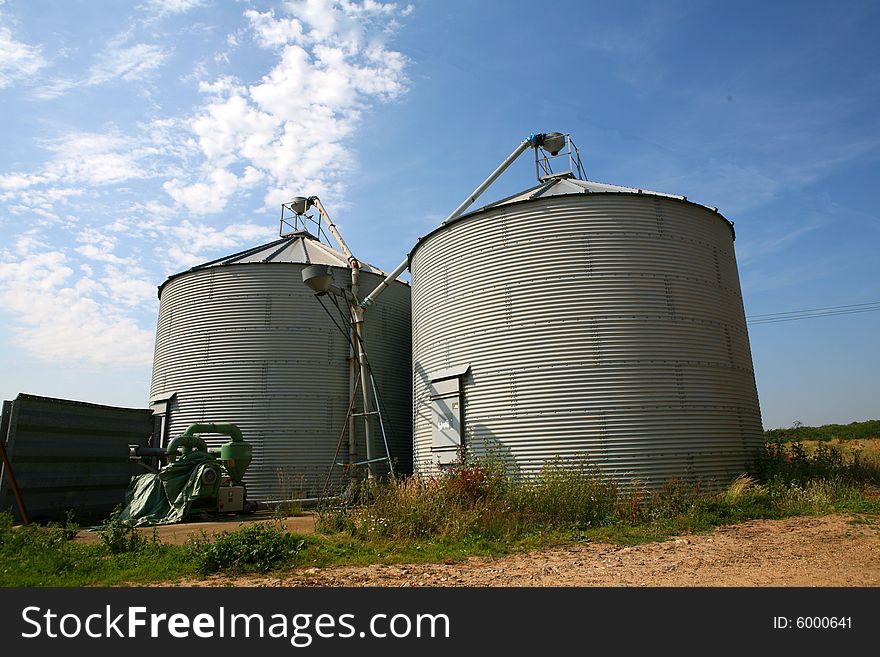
0;394;153;522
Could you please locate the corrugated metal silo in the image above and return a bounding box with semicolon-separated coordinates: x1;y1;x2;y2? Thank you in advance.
150;231;411;500
410;177;762;490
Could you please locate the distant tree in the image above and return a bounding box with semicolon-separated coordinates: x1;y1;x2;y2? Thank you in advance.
764;419;880;442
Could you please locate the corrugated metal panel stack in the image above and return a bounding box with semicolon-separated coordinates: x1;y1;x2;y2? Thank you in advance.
0;394;154;521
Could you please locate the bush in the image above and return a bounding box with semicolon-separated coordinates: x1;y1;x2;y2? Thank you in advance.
319;439;880;548
318;454;624;541
753;438;880;486
96;506;150;555
317;455;517;541
187;523;305;574
47;510;80;541
510;458;619;529
0;510;80;550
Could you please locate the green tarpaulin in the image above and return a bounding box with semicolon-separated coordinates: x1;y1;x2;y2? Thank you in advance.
120;453;220;526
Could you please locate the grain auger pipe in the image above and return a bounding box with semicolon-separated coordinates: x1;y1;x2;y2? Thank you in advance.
359;132;561;309
307;196;354;262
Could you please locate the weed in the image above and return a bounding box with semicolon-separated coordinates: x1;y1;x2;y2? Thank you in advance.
726;474;756;500
753;437;880;486
512;458;619;529
96;505;148;555
187;523;306;574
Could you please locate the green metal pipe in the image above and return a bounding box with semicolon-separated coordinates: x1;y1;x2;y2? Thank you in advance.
181;422;244;442
165;423;251;485
166;423;243;462
165;433;207;462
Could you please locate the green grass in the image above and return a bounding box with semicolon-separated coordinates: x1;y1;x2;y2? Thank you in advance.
2;439;879;587
0;514;197;586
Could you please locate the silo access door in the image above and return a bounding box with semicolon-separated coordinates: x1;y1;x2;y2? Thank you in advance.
428;365;470;465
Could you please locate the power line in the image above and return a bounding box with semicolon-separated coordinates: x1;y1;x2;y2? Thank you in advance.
746;301;880;326
747;301;880;319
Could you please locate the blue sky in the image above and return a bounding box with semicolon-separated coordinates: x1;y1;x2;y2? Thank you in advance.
0;0;877;429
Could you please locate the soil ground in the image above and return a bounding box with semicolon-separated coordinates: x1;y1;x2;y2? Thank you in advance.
164;513;880;587
74;511;316;545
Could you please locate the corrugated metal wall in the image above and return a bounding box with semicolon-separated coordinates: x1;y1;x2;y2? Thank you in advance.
410;192;763;490
150;263;411;500
0;394;154;522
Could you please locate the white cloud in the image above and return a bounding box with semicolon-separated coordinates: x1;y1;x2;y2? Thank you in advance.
245;9;304;48
31;78;78;100
0;25;46;88
45;131;149;185
74;227;135;265
88;42;168;85
163;165;264;215
101;266;157;307
34;31;170;98
165;220;277;268
112;200;178;236
0;1;414;370
1;130;160;208
164;0;410;215
143;0;206;16
0;186;84;220
0;243;154;367
0;172;49;191
736;219;826;265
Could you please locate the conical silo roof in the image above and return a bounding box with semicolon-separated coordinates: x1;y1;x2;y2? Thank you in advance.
410;176;733;262
158;230;389;297
476;176;713;212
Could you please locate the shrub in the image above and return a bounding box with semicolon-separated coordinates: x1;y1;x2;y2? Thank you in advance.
187;523;305;574
1;510;81;551
510;458;618;529
319;454;622;541
97;506;149;555
753;438;880;486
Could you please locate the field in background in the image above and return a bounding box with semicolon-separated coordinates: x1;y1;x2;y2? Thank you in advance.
800;438;880;467
765;419;880;442
764;417;880;472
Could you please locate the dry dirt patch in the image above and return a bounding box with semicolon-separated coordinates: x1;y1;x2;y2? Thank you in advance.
174;514;880;587
75;512;316;546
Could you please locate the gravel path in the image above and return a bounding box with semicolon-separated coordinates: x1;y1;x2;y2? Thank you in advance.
179;513;880;587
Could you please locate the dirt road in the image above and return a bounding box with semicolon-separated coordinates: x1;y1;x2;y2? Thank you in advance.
180;513;880;587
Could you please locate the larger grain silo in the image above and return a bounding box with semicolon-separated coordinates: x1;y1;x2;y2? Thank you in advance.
150;230;411;501
410;173;763;491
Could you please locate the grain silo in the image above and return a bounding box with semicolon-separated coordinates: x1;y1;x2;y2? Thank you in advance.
150;224;411;501
409;135;763;491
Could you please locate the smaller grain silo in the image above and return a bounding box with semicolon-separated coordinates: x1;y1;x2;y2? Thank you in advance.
407;133;763;491
150;226;412;501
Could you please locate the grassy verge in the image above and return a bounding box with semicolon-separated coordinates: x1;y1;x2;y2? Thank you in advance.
2;440;878;587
